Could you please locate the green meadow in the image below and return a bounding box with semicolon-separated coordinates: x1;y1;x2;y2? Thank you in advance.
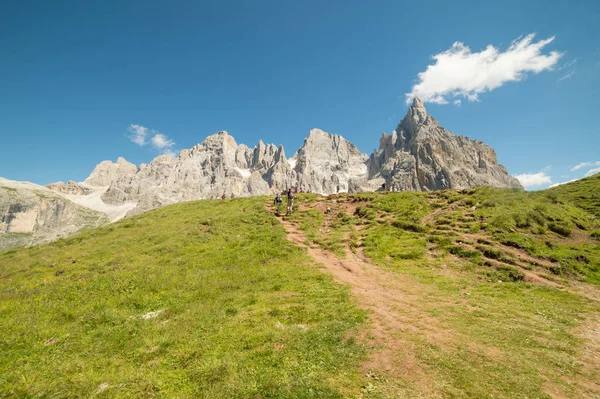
1;175;599;398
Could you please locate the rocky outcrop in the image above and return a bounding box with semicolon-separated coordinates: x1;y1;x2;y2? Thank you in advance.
0;178;108;251
292;129;370;194
43;98;520;220
46;180;92;195
85;157;137;187
367;98;522;191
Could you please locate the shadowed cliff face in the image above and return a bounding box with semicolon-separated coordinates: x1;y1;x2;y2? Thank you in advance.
0;178;107;251
43;99;521;218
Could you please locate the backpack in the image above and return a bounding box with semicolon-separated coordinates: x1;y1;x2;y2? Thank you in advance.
288;189;295;199
276;195;282;203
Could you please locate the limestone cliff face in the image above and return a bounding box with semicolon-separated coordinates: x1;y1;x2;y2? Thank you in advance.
85;157;138;187
292;129;371;194
46;180;92;195
367;98;522;191
0;178;107;250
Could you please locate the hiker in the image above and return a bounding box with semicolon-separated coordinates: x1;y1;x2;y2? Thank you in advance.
286;187;296;215
274;193;283;216
381;182;386;191
440;175;448;189
221;193;226;199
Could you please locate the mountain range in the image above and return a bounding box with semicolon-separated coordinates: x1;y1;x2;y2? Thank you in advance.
1;98;521;249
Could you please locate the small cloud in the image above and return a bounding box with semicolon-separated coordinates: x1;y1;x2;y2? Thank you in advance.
454;99;462;107
558;70;575;81
557;59;576;81
585;166;600;177
128;124;176;154
559;59;577;70
406;34;563;105
128;124;149;146
570;161;600;172
162;150;177;159
151;133;175;150
514;169;552;189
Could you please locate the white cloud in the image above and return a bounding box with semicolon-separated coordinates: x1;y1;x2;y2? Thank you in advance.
585;167;600;177
151;133;175;149
558;70;575;81
454;99;462;107
560;59;577;70
570;161;600;172
514;169;552;189
128;124;176;154
405;34;563;105
128;124;149;146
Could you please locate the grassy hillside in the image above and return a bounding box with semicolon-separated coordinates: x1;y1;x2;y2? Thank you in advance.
546;172;600;217
287;186;600;398
2;182;599;398
0;198;366;398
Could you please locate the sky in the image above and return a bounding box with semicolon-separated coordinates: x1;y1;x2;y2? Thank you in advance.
1;0;599;189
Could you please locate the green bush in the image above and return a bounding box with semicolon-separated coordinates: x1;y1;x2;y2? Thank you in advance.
449;245;481;259
391;220;427;233
496;265;525;282
527;210;546;226
512;213;531;228
548;222;572;237
354;206;376;220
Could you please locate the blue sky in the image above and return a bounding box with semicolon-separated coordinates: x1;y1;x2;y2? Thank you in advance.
1;0;599;188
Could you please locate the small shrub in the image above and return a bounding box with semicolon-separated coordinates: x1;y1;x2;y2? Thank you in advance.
429;236;452;248
355;206;376;220
491;215;515;231
545;191;561;204
480;247;504;261
531;225;547;235
498;234;532;251
549;263;562;275
512;213;530;228
548;222;572;237
391;220;427;233
527;210;546;226
575;255;589;264
482;200;498;208
590;230;600;240
449;246;480;259
496;265;525;282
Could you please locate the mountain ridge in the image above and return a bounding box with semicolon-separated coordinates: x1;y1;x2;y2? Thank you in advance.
42;98;520;219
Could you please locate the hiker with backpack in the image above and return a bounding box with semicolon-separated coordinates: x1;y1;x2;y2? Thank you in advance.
286;187;296;215
440;175;448;189
274;193;283;216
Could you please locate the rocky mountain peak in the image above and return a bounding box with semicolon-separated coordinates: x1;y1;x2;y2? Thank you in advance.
405;96;431;129
200;130;238;151
85;157;137;187
368;98;521;191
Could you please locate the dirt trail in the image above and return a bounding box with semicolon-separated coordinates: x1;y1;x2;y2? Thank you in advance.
269;202;448;394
